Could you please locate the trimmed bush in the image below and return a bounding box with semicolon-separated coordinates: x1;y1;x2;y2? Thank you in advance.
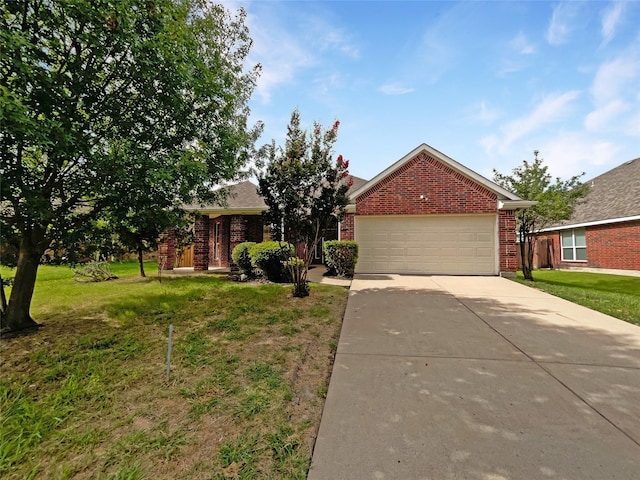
249;241;294;282
231;242;256;276
324;240;358;277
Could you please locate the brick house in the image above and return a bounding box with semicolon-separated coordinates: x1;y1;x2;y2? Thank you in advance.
340;144;532;276
159;143;532;275
159;177;368;270
534;157;640;275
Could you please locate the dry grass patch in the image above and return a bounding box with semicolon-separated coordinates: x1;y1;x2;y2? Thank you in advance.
0;263;348;479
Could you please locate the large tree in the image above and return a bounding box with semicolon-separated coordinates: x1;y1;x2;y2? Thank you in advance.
258;110;351;297
0;0;261;331
493;150;587;281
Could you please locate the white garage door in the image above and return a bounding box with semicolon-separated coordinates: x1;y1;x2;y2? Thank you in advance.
355;215;497;275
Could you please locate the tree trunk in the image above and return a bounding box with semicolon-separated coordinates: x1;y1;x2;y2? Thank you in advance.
3;234;41;331
520;234;533;281
137;243;146;277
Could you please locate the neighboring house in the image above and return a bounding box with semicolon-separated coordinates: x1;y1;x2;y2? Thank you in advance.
534;157;640;275
160;143;532;275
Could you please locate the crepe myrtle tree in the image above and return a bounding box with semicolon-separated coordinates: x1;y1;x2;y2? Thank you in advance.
258;110;351;297
0;0;262;331
493;150;587;281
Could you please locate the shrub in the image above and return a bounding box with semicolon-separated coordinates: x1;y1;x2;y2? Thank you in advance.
324;241;358;277
249;242;294;282
285;257;309;297
72;261;118;282
231;242;256;276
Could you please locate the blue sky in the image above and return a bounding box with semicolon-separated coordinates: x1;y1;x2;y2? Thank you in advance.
224;0;640;183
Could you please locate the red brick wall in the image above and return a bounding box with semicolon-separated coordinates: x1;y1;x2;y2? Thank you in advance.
498;210;518;272
219;217;231;267
535;220;640;272
193;215;210;271
356;153;497;215
587;220;640;270
158;228;176;270
339;213;355;240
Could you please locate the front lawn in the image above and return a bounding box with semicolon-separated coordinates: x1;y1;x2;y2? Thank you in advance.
0;262;348;479
515;270;640;326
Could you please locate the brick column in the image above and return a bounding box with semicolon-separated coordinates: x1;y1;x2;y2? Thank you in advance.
158;228;176;270
193;215;210;271
499;210;517;275
339;214;355;240
229;215;248;272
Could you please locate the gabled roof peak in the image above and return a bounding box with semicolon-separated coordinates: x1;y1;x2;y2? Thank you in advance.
349;143;524;202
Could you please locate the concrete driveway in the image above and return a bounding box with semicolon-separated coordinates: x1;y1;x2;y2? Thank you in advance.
308;275;640;480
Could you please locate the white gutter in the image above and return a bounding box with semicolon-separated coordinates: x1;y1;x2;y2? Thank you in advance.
538;215;640;232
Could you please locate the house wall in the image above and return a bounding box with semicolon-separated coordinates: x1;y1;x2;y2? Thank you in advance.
158;228;176;270
339;214;355;241
206;215;265;269
345;152;518;273
498;210;518;273
535;219;640;273
355;153;497;215
193;215;210;271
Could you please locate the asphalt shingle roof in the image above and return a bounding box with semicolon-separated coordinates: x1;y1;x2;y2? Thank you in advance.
553;157;640;227
186;176;369;212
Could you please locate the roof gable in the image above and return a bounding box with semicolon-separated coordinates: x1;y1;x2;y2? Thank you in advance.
350;144;523;202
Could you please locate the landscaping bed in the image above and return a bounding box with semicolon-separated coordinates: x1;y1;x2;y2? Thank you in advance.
0;262;348;479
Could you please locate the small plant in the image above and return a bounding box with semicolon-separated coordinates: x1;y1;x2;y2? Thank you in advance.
285;257;309;297
249;242;294;282
231;242;256;276
72;262;118;282
323;241;358;277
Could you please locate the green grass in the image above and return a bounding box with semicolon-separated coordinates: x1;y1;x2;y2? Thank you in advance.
515;270;640;325
0;261;348;479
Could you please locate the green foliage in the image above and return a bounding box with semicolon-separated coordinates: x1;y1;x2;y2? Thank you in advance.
231;242;257;276
0;261;348;478
515;270;640;325
0;0;262;329
249;242;294;282
323;240;359;277
72;262;118;283
494;151;587;280
257;109;351;297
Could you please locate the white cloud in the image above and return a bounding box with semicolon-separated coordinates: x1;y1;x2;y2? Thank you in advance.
624;110;640;136
586;47;640;132
242;3;360;103
540;132;622;178
500;91;581;148
584;99;630;132
546;3;578;46
601;1;626;46
479;135;500;155
590;53;640;104
509;32;536;55
473;101;500;125
378;83;415;95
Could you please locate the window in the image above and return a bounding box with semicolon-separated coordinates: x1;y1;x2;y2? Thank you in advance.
561;229;586;261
